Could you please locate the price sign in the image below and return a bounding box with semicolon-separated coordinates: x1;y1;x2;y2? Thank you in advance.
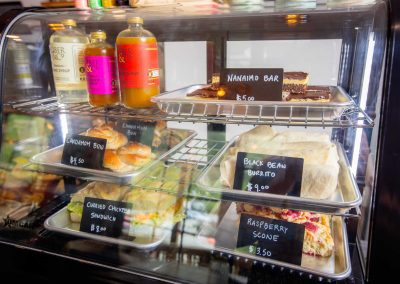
220;68;283;101
115;120;156;146
233;152;303;197
236;213;304;265
61;134;106;170
80;197;133;239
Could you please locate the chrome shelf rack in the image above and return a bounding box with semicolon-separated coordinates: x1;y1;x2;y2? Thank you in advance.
10;97;374;128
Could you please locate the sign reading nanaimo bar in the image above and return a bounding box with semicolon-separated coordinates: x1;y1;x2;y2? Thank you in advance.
220;68;283;101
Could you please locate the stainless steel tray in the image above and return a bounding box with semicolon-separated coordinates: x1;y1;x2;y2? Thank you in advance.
198;203;351;280
30;128;196;184
196;137;361;214
152;84;355;120
44;207;166;249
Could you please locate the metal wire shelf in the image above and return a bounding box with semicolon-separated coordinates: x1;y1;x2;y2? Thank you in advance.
133;139;226;199
10;97;374;128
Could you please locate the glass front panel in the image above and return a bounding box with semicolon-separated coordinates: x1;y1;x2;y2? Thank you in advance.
0;1;387;282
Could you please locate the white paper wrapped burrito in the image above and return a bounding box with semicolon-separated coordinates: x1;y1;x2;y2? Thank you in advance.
220;126;340;199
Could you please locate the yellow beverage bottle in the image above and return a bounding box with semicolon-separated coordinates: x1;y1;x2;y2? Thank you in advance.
116;17;160;108
49;19;89;104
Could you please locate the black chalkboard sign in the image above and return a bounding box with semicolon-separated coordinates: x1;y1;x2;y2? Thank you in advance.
61;134;106;170
236;213;304;265
220;68;283;101
233;152;303;197
80;197;133;239
115;120;156;146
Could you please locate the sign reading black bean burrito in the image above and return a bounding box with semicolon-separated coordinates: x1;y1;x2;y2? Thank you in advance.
233;152;303;197
80;197;133;239
220;68;283;101
115;120;156;146
236;213;304;265
61;134;106;170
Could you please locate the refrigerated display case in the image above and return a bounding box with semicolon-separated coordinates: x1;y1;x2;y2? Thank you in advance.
0;0;398;283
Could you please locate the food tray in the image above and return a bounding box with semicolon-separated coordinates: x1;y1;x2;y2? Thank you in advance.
198;203;351;280
31;128;196;184
196;137;361;214
44;207;166;249
152;85;355;120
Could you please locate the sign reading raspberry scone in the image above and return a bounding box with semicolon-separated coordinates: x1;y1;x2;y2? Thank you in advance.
220;68;283;101
236;213;304;265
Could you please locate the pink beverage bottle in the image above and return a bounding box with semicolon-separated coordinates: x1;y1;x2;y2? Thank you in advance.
75;0;89;9
84;30;118;107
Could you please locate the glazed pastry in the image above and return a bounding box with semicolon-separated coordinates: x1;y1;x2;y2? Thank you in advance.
283;72;309;94
236;203;334;257
117;142;154;167
84;124;128;150
103;149;134;172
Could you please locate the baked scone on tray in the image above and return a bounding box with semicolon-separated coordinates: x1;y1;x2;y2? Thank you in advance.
236;203;334;257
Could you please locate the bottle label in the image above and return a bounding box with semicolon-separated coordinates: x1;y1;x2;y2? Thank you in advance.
85;55;117;95
117;43;159;89
50;42;86;84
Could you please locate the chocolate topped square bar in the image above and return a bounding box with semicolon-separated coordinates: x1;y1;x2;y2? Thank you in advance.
283;72;309;94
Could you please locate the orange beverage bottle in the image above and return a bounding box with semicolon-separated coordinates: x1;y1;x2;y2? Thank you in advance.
116;17;160;108
84;30;118;107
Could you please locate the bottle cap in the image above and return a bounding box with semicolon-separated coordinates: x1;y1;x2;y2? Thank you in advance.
90;30;106;40
61;19;77;27
127;16;144;25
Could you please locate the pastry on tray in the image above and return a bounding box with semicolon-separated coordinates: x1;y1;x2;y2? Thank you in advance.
220;126;339;199
117;142;155;167
185;71;331;103
102;149;134;173
283;71;309;94
80;124;155;173
236;203;334;257
186;82;251;100
83;124;128;150
283;86;331;102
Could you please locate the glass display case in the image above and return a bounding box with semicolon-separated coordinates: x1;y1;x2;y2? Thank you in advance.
0;1;398;283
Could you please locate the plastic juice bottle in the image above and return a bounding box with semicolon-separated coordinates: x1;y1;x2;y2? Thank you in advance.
49;19;89;104
84;30;118;107
116;17;160;108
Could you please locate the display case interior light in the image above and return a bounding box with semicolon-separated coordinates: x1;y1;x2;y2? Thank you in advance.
351;32;375;175
285;14;308;25
48;23;64;31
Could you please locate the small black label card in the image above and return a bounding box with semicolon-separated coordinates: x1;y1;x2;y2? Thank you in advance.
236;213;305;265
220;68;283;101
115;120;156;146
61;134;106;170
80;197;133;239
233;152;303;197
